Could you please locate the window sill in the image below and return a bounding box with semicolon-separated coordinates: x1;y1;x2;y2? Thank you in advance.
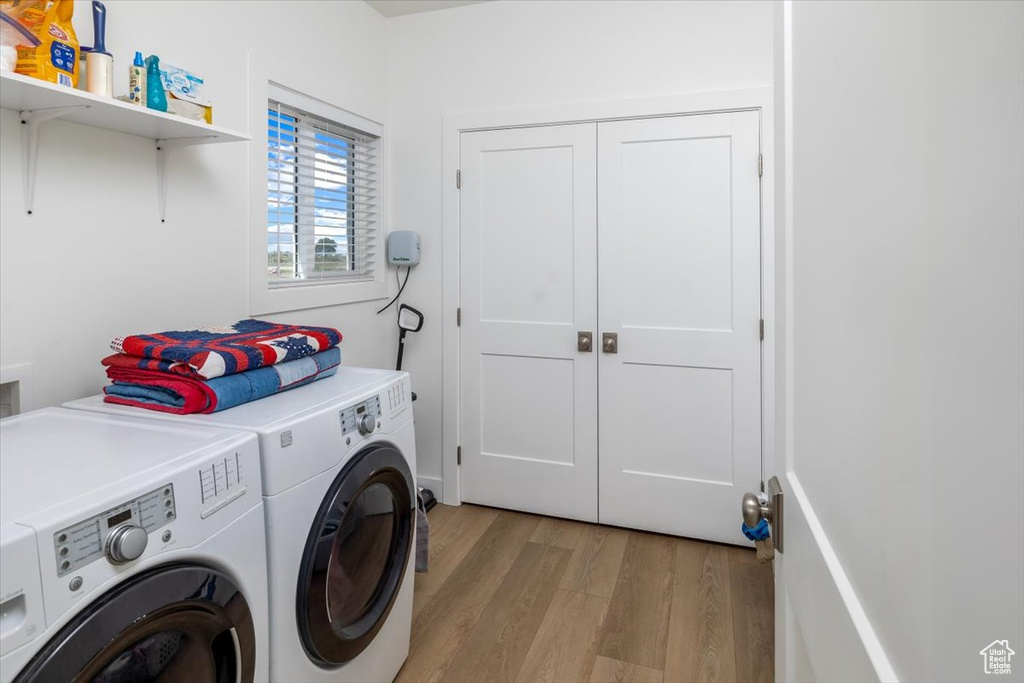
250;278;388;315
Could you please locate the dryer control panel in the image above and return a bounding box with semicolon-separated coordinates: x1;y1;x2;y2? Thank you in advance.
339;395;382;436
52;485;176;577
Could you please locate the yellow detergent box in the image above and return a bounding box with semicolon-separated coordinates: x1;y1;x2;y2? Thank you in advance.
159;62;212;124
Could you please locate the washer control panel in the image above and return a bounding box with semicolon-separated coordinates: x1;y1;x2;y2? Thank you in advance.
52;485;176;577
339;395;382;436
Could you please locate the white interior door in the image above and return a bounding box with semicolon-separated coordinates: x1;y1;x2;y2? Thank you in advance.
459;123;598;522
772;2;1024;681
597;111;763;544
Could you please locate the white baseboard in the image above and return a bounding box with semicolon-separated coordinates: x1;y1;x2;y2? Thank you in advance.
417;475;443;500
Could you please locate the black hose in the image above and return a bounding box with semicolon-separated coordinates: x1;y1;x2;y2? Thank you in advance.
376;267;410;315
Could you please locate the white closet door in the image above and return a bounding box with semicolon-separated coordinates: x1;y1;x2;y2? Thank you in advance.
597;111;762;544
460;124;598;522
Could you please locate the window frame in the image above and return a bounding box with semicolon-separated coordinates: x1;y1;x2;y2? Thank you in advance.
249;62;387;315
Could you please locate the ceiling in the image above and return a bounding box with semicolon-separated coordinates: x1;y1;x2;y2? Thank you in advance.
364;0;490;18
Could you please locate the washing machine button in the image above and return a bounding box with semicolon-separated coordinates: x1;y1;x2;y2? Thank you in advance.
106;524;148;564
357;413;376;435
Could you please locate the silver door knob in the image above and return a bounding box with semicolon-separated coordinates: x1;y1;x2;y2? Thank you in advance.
602;333;618;354
106;524;148;564
578;331;593;352
741;476;785;552
357;413;376;435
741;492;770;528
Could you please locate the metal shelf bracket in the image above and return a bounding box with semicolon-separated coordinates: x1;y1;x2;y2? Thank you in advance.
155;136;215;223
20;105;90;215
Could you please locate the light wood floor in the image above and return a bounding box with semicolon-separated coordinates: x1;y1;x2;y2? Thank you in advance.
397;504;774;683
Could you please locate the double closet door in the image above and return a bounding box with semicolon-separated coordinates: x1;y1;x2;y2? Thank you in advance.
459;112;762;545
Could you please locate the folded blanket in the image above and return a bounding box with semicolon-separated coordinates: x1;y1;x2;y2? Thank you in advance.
103;347;341;414
110;319;342;379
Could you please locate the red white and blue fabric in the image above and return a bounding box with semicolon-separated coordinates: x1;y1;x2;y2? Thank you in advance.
109;319;342;379
103;347;341;414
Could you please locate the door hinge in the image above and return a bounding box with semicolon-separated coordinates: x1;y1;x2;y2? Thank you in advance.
457;446;462;465
456;169;461;189
457;307;461;326
758;154;763;178
759;318;765;341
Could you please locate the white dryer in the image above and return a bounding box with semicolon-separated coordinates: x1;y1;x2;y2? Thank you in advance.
0;408;269;683
65;368;417;683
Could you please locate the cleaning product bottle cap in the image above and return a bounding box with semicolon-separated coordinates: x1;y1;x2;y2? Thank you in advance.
133;51;144;67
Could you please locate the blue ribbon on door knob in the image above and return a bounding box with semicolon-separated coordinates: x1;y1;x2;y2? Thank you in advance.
741;518;770;541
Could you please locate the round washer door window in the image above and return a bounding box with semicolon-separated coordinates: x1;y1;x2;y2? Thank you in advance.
14;565;256;683
296;442;415;666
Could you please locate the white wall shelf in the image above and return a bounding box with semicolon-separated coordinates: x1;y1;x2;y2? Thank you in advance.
0;71;249;221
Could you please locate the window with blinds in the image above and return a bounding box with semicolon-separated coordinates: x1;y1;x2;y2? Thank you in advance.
267;99;379;286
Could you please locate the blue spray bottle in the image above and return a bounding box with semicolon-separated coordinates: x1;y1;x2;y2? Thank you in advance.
129;51;146;106
145;55;167;112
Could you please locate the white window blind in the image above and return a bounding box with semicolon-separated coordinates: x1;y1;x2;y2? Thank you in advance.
267;99;379;286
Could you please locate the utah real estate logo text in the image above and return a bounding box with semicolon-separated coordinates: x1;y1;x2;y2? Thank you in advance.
980;640;1014;675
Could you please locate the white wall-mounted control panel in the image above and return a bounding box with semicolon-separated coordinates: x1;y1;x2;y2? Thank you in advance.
387;230;421;267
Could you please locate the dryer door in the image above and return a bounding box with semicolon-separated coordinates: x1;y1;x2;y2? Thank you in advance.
296;442;415;666
14;564;256;683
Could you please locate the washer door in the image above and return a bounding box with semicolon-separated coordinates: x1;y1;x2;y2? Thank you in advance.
14;564;256;683
296;442;415;666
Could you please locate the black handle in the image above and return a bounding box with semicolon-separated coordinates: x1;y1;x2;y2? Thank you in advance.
395;329;408;372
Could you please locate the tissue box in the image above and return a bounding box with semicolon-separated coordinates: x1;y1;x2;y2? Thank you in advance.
159;62;212;124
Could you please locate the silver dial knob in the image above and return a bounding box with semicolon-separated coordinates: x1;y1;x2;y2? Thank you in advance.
357;413;376;436
106;525;148;564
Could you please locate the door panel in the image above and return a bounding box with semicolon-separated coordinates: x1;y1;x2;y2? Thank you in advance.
460;124;598;522
620;363;734;484
480;355;575;466
619;135;735;332
598;111;762;544
477;145;576;325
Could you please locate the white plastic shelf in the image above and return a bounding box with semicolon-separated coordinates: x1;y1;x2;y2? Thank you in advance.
0;71;249;221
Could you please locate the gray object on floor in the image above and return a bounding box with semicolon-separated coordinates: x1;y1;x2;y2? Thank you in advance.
415;493;429;572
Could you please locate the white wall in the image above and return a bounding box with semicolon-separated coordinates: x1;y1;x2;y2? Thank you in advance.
783;1;1023;680
386;0;774;490
1;0;774;494
0;1;395;411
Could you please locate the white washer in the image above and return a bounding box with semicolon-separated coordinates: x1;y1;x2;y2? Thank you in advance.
0;408;269;683
65;368;417;683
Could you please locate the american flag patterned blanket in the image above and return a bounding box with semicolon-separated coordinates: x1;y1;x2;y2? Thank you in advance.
108;319;342;379
103;347;341;414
